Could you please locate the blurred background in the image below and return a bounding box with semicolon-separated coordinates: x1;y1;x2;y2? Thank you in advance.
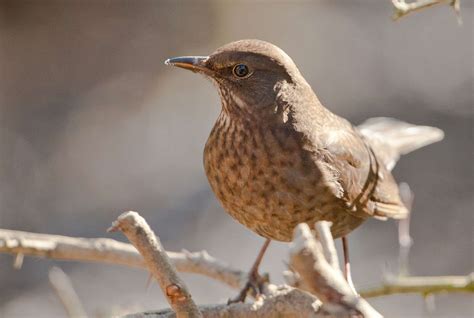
0;1;472;317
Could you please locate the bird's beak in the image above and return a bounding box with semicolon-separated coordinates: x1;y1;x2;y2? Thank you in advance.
164;56;210;74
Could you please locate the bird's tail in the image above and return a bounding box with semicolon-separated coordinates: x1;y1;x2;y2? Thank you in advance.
358;117;444;171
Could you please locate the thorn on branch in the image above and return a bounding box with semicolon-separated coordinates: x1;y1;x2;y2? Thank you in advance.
13;253;24;270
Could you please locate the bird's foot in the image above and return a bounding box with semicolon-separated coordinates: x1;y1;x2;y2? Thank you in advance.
227;271;269;304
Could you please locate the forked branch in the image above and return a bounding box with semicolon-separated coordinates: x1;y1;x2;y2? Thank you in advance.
289;222;382;318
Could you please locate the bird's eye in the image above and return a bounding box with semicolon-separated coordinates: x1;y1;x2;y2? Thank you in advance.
233;64;249;78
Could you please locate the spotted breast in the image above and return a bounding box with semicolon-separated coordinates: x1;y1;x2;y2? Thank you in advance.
204;107;365;242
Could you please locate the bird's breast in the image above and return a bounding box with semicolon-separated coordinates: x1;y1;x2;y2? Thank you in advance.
203;113;357;241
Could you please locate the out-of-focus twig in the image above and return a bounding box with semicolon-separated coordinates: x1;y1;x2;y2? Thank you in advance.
49;266;88;318
360;273;474;298
0;229;247;290
290;222;382;318
391;0;462;22
12;252;24;269
108;211;202;318
398;182;414;276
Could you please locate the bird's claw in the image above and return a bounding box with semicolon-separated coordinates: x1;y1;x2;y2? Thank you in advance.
227;272;269;304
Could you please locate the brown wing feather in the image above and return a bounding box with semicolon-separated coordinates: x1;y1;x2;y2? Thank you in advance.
322;122;407;220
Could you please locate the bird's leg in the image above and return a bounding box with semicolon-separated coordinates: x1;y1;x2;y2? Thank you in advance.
228;238;271;304
342;236;358;295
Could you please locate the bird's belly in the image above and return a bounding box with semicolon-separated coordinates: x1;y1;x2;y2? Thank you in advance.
204;122;364;241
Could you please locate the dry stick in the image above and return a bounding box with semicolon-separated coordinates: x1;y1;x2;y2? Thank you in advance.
126;221;382;318
360;274;474;298
290;223;383;318
314;221;340;272
391;0;461;21
0;229;246;290
49;266;88;318
2;228;472;301
398;182;414;276
108;211;202;318
123;286;322;318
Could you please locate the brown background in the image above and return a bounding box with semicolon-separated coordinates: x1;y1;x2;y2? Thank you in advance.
0;1;472;317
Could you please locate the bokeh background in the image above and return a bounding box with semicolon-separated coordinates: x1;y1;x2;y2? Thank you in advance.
0;1;472;317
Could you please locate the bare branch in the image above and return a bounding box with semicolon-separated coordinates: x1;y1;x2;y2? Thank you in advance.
0;229;246;290
391;0;462;21
398;182;414;276
3;220;472;318
360;273;474;298
314;221;340;272
49;266;88;318
108;211;202;318
124;221;385;318
290;223;382;318
13;252;24;270
123;285;323;318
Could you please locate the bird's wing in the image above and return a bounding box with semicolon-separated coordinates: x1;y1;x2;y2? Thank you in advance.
319;124;408;220
358;117;444;171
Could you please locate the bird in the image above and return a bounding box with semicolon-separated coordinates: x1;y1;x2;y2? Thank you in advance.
165;39;444;301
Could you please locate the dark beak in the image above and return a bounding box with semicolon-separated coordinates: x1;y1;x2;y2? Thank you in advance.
164;56;209;73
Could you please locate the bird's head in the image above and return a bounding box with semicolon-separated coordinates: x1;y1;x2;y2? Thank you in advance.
165;39;309;117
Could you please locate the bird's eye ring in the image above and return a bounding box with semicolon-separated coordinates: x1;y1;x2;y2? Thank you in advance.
233;64;250;78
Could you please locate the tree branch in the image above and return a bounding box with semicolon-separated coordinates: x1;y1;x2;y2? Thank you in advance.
0;229;246;290
391;0;461;21
124;220;385;318
124;286;323;318
360;273;474;298
398;182;414;276
289;222;382;318
2;218;472;318
314;221;340;272
108;211;202;318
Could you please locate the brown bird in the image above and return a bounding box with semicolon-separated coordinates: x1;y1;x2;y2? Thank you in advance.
165;39;443;301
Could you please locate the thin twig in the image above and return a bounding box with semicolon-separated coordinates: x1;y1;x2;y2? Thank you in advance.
49;266;88;318
398;182;414;276
360;273;474;298
109;211;202;318
0;229;247;290
391;0;462;22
